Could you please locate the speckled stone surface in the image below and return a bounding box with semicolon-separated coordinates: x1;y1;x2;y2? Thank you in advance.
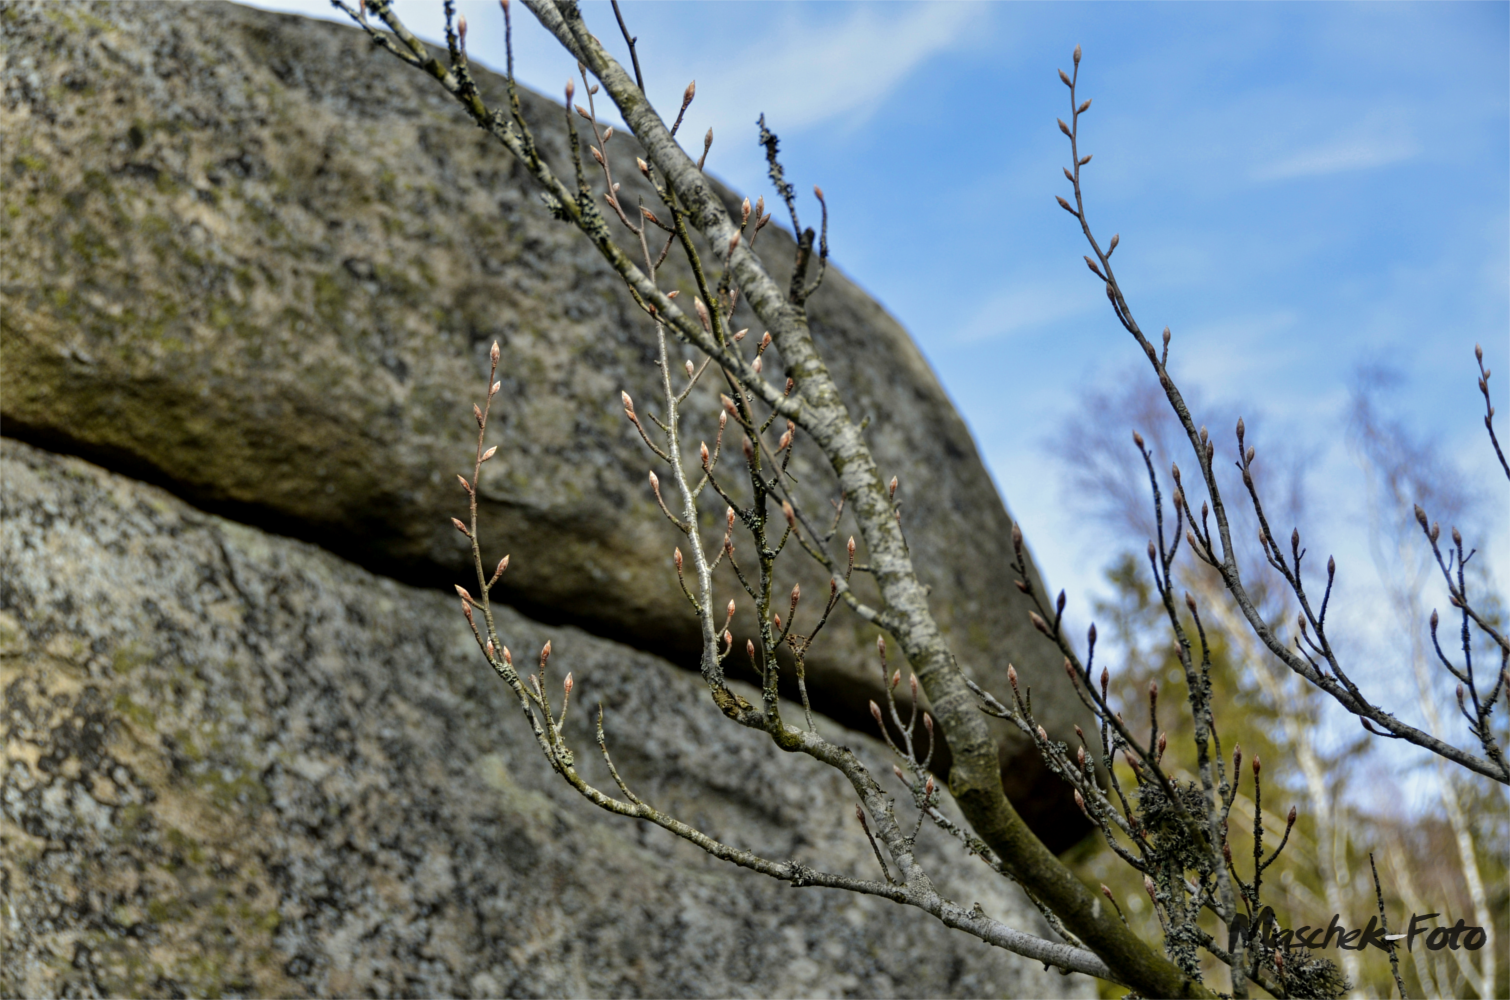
0;0;1093;841
1;439;1095;999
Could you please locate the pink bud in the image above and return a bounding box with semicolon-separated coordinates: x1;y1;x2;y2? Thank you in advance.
870;700;883;725
495;555;510;577
1008;664;1018;690
502;647;512;666
485;639;495;658
891;670;901;691
455;585;474;603
490;341;500;365
673;548;683;570
481;445;498;462
541;640;552;663
563;672;573;695
565;79;574;102
452;517;470;536
727;599;736;619
1037;725;1048;742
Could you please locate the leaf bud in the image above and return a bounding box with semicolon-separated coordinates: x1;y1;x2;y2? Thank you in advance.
1287;805;1297;825
923;713;933;737
748;639;757;660
491;380;501;397
1074;789;1087;815
1058;118;1072;137
682;79;696;107
1414;504;1428;528
1430;522;1440;543
673;548;683;571
1077;98;1091;114
1452;526;1462;546
485;639;495;659
1058;68;1072;86
1073;44;1082;64
1037;725;1049;743
563;672;573;696
1184;591;1197;614
457;474;471;492
694;297;711;331
1132;430;1144;448
455;584;474;604
741;197;751;225
1156;731;1167;756
700;441;710;467
891;670;901;691
452;517;470;536
782;500;796;527
847;536;856;558
869;700;884;726
541;640;551;664
565;79;574;103
1029;611;1050;635
474;403;485;427
1252;754;1261;776
1430;609;1439;630
490;340;501;365
1008;664;1019;690
889;475;899;498
1088;623;1096;645
636;157;649;175
923;775;934;798
481;445;497;462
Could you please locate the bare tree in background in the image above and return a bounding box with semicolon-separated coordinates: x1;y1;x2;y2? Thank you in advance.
319;2;1507;996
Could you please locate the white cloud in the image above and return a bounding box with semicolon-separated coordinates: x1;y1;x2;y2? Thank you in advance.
1251;111;1419;181
951;278;1100;344
692;4;984;132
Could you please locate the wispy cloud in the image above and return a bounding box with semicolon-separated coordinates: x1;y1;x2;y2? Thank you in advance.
951;279;1100;344
691;4;985;133
1252;111;1419;181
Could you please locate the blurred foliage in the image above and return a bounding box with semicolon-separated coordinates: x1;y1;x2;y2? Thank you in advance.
1070;551;1508;999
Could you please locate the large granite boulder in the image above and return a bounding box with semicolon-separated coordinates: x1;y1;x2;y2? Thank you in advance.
1;439;1094;999
0;0;1088;842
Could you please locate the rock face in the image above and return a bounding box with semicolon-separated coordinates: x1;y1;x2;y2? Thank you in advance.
1;3;1088;838
1;439;1095;999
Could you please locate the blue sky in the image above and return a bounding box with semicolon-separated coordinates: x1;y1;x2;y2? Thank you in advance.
251;1;1507;784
